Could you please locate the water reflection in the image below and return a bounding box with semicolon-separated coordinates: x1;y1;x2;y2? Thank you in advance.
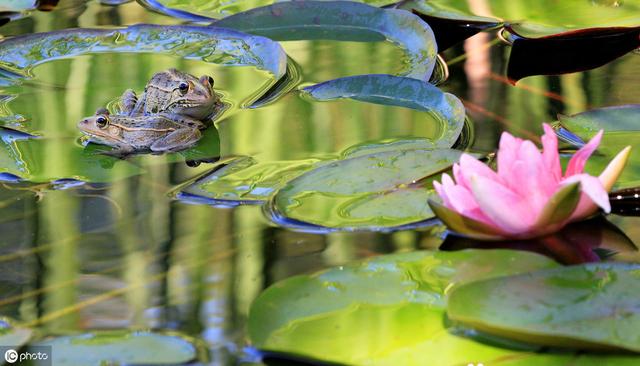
0;1;638;365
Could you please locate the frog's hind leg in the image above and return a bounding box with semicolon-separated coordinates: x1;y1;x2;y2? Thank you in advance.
150;128;202;152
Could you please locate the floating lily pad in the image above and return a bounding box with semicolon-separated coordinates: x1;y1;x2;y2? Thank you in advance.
554;105;640;189
36;331;199;365
448;263;640;352
403;0;640;38
0;130;142;183
215;1;438;81
268;148;467;231
302;75;466;148
0;24;286;80
0;317;32;349
174;156;319;205
249;249;560;365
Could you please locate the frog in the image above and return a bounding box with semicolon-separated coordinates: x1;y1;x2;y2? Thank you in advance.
77;108;202;155
119;68;223;126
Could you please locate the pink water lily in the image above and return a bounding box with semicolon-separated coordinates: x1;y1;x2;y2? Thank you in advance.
430;124;631;240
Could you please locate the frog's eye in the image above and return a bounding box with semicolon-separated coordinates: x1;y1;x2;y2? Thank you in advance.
207;76;214;86
178;82;189;93
96;115;109;129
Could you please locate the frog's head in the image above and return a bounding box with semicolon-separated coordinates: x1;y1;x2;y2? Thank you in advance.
77;109;125;146
162;69;221;120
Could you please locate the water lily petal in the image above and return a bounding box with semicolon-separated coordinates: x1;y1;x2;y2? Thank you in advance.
428;199;506;240
456;153;502;189
564;174;610;221
533;182;581;231
497;131;523;179
565;130;603;177
599;146;632;191
542;123;561;182
508;141;557;211
469;174;536;234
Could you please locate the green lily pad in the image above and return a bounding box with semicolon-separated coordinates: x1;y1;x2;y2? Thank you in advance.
402;0;640;38
0;317;32;349
137;0;393;21
175;156;319;205
448;263;640;352
0;131;142;183
215;1;438;81
554;105;640;189
0;24;286;80
36;331;200;366
302;75;466;149
269;148;465;231
249;249;560;365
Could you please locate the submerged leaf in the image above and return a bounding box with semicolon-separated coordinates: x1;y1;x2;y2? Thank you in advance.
302;75;466;149
448;263;640;352
215;1;438;81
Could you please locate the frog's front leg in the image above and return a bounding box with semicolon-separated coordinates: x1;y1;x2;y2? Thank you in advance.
150;128;202;152
128;91;147;116
119;89;139;115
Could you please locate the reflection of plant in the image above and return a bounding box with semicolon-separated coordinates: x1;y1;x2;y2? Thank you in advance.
431;124;631;240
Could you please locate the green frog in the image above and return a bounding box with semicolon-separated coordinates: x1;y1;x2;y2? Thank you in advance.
120;68;223;126
77;108;201;154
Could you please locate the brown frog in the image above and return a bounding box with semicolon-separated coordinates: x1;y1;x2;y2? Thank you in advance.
77;109;201;154
120;68;223;125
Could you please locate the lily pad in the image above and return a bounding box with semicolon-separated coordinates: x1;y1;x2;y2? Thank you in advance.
215;1;438;81
268;148;466;231
0;130;142;183
0;317;32;349
554;105;640;189
0;24;286;80
174;156;319;205
403;0;640;38
302;75;466;149
447;263;640;352
249;249;560;365
35;331;200;365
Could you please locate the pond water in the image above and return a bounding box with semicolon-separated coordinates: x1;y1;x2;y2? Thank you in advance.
0;1;639;365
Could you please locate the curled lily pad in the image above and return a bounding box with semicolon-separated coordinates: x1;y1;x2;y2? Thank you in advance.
302;75;466;149
554;105;640;189
174;156;319;205
0;24;286;80
448;263;640;352
36;331;201;365
268;148;466;231
215;1;438;81
249;249;560;365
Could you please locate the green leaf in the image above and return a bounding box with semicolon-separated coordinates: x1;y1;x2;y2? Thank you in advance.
269;148;465;231
0;132;142;183
402;0;640;38
448;263;640;352
175;156;318;204
533;181;581;228
302;75;466;149
555;105;640;189
0;24;286;80
249;249;560;365
215;1;438;81
36;331;200;365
